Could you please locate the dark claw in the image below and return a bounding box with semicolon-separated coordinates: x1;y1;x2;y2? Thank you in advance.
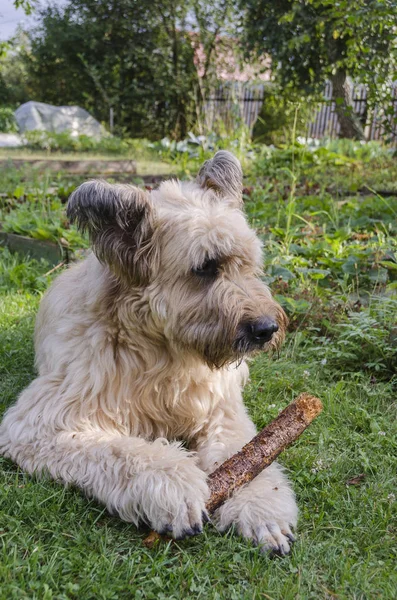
286;533;296;543
191;522;203;535
269;546;287;559
202;511;210;523
174;528;196;540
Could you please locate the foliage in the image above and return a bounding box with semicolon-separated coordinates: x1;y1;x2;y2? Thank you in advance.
0;186;88;251
241;0;397;139
311;297;397;378
0;108;17;133
1;2;246;140
243;140;397;381
16;1;199;139
151;128;253;173
252;86;316;145
250;139;397;185
22;130;143;155
191;0;236;84
0;247;52;293
191;0;243;130
13;0;37;15
0;31;31;107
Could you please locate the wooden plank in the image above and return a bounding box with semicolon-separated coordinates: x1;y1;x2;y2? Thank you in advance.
0;231;69;265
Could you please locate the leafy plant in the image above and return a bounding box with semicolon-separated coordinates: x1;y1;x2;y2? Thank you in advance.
0;107;18;133
310;297;397;379
0;193;88;251
0;247;53;293
23;130;145;155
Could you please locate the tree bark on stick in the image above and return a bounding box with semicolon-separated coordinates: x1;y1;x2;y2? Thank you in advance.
143;393;323;548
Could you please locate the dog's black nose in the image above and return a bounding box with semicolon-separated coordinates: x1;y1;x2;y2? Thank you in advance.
250;318;279;343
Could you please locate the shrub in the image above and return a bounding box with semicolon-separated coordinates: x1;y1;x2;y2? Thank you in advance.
0;107;17;133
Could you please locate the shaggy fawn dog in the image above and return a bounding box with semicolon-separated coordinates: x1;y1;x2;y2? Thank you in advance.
0;152;298;554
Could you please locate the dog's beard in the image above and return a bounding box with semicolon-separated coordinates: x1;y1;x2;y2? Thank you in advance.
167;307;286;370
202;334;276;370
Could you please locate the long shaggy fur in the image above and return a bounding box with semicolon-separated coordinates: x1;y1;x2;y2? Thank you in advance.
0;151;297;552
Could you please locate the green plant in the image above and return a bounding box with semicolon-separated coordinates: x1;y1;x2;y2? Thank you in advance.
252;86;317;145
0;193;88;251
0;247;53;292
151;128;256;177
309;297;397;379
0;107;17;133
21;130;160;157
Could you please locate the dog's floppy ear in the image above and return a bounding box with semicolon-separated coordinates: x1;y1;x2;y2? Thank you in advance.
197;150;243;205
67;180;156;283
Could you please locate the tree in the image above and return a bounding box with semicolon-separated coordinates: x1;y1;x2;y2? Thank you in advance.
13;0;36;14
0;30;31;107
192;1;235;84
22;0;199;139
241;0;397;140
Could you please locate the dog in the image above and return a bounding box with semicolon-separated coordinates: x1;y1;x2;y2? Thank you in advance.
0;151;297;554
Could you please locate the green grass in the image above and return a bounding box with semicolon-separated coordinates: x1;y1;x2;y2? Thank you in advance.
0;143;396;598
0;289;395;599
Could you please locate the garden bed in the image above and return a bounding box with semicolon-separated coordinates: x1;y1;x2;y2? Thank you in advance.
0;158;137;174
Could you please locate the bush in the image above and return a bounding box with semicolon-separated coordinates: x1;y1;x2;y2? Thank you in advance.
252;86;316;145
0;107;17;133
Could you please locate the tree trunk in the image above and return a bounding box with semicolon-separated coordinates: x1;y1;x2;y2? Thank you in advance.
331;70;365;140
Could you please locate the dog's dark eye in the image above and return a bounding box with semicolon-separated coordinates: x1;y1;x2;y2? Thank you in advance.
192;259;219;278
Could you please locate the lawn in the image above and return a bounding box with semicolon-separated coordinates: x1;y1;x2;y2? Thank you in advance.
0;141;396;599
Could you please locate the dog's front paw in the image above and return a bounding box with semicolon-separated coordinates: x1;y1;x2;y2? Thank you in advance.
235;514;295;556
214;464;298;555
132;461;210;540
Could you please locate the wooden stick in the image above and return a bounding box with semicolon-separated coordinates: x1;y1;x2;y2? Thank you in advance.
143;393;322;547
205;393;322;513
43;261;65;277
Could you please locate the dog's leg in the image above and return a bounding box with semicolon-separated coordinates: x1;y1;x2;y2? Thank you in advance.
0;380;209;539
195;402;298;554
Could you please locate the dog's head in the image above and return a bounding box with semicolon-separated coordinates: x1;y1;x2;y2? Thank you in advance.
67;151;287;367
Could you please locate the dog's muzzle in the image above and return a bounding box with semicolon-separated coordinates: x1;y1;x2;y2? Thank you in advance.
234;317;279;353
